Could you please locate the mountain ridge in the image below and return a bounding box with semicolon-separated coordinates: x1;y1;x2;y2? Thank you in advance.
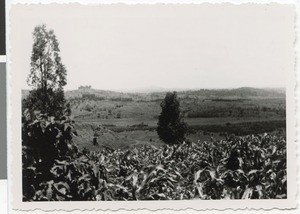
21;86;285;100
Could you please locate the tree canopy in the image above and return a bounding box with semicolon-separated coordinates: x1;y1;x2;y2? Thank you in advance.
24;24;67;118
28;24;66;90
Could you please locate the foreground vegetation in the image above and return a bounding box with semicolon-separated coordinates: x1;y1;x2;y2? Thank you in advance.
22;116;287;201
21;24;287;202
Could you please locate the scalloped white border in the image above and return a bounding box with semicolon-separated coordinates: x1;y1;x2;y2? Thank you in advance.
7;2;298;212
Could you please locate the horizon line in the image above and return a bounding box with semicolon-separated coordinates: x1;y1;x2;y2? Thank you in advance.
21;86;286;92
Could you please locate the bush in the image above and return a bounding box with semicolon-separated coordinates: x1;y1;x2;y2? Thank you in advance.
116;112;121;119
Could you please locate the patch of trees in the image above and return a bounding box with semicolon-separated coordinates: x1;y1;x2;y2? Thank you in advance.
109;97;133;102
131;122;148;128
210;98;250;102
187;120;286;136
83;104;93;112
186;106;285;118
78;85;92;90
82;93;105;101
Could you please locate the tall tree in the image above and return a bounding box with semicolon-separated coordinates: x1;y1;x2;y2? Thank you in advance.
28;24;66;90
25;24;67;118
157;91;187;145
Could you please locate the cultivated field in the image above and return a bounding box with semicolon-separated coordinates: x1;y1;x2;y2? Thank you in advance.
22;87;287;201
58;87;286;151
23;131;287;201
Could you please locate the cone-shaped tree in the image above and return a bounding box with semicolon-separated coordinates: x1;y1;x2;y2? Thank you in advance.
157;91;187;144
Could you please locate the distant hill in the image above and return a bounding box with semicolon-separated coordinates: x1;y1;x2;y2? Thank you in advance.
21;86;285;101
176;87;285;98
65;87;128;99
117;86;189;93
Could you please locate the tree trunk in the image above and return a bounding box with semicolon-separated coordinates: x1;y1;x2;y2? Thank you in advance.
40;58;47;113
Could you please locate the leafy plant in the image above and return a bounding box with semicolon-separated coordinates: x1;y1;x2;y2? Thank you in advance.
22;113;287;201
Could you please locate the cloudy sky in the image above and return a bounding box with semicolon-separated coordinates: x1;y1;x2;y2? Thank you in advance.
11;3;294;91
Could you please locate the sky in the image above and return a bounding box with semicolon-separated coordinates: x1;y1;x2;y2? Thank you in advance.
10;3;294;91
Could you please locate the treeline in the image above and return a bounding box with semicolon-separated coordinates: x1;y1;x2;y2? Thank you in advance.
188;120;286;136
70;94;133;102
186;106;285;118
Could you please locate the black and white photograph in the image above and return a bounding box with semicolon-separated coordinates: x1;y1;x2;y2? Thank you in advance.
9;3;296;211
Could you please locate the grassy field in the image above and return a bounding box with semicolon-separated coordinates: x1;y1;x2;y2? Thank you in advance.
71;97;285;121
73;118;286;152
79;116;284;126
